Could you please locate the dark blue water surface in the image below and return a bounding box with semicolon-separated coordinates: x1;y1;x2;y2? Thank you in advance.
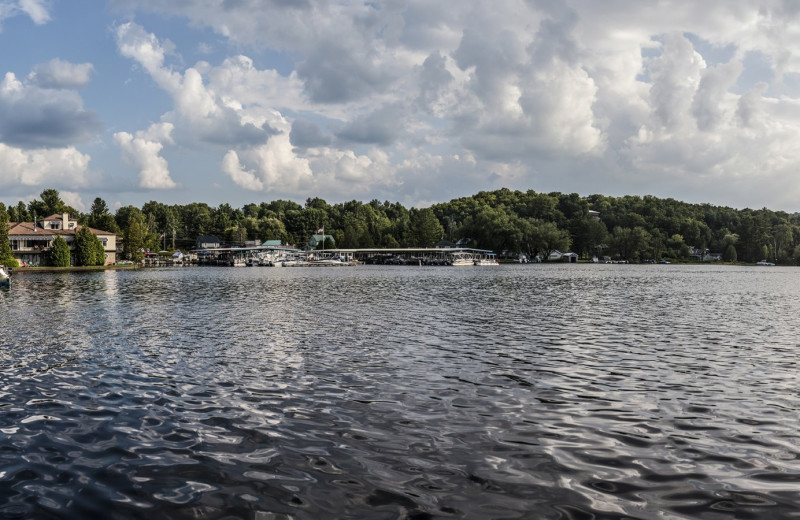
1;264;800;519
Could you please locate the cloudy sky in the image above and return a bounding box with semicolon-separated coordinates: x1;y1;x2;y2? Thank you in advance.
1;0;799;213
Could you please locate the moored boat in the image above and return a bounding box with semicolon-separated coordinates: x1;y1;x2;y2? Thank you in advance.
450;252;474;266
474;253;499;266
0;265;11;286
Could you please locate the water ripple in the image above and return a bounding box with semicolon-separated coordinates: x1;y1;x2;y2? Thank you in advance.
1;265;800;518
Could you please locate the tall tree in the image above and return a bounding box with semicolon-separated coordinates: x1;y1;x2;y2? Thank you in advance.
0;204;18;267
89;197;109;221
74;227;104;266
29;189;68;218
46;236;71;267
88;197;119;233
123;214;146;263
407;208;444;247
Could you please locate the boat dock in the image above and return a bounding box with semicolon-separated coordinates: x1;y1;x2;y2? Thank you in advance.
189;246;496;266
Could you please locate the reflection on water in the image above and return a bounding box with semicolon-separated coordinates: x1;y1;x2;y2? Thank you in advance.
2;264;800;519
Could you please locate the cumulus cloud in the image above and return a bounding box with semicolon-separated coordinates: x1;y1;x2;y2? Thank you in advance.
115;23;283;147
221;131;312;193
0;142;90;188
59;191;85;212
335;104;406;146
692;60;743;132
114;122;177;189
29;58;93;89
0;0;50;27
18;0;49;24
0;71;101;148
290;119;332;149
106;0;800;209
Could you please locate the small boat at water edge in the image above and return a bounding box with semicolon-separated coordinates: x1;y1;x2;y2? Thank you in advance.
450;252;474;266
474;253;500;266
0;265;11;287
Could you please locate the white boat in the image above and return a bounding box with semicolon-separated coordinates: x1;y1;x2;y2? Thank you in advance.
0;265;11;286
474;253;499;266
756;260;775;266
450;252;474;266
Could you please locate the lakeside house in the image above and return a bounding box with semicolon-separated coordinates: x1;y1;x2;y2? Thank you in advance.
196;235;221;249
308;233;335;249
7;213;117;266
548;250;579;262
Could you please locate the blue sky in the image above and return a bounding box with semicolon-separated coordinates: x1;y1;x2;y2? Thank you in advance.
2;0;800;213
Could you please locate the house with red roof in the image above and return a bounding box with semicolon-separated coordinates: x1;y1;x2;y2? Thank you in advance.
8;213;117;266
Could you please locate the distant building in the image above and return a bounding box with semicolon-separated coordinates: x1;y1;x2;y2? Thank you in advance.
8;213;117;266
548;250;578;262
308;233;335;249
196;235;221;249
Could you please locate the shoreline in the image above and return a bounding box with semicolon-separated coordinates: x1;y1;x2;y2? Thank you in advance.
11;265;138;274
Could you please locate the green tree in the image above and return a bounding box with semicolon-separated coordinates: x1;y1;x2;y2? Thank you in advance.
28;188;72;218
0;204;19;267
259;217;288;243
530;220;571;260
407;208;444;247
611;226;651;261
180;203;212;242
723;244;738;262
115;205;144;232
665;234;689;259
94;235;107;265
124;214;146;263
46;235;71;267
89;197;109;225
74;227;104;266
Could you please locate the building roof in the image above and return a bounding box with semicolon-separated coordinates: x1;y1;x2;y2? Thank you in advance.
8;221;115;237
310;234;334;241
41;213;77;221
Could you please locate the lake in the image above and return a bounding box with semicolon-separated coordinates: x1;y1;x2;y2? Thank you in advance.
1;264;799;519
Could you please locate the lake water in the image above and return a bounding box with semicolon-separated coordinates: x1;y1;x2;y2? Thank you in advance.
1;264;799;519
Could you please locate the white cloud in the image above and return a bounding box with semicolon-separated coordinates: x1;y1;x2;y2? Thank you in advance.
104;1;800;209
0;142;90;188
114;122;177;189
0;70;101;148
59;191;85;212
29;58;93;89
18;0;49;25
116;23;286;147
220;151;264;191
221;125;313;193
0;0;51;27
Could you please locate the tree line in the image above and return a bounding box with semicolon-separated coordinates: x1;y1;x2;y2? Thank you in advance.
3;187;800;266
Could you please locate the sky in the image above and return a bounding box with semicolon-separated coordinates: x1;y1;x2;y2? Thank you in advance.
1;0;800;213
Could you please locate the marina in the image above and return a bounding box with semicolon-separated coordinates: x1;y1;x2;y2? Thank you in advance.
186;246;500;267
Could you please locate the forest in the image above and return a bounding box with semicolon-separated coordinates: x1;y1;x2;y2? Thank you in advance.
3;187;800;265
